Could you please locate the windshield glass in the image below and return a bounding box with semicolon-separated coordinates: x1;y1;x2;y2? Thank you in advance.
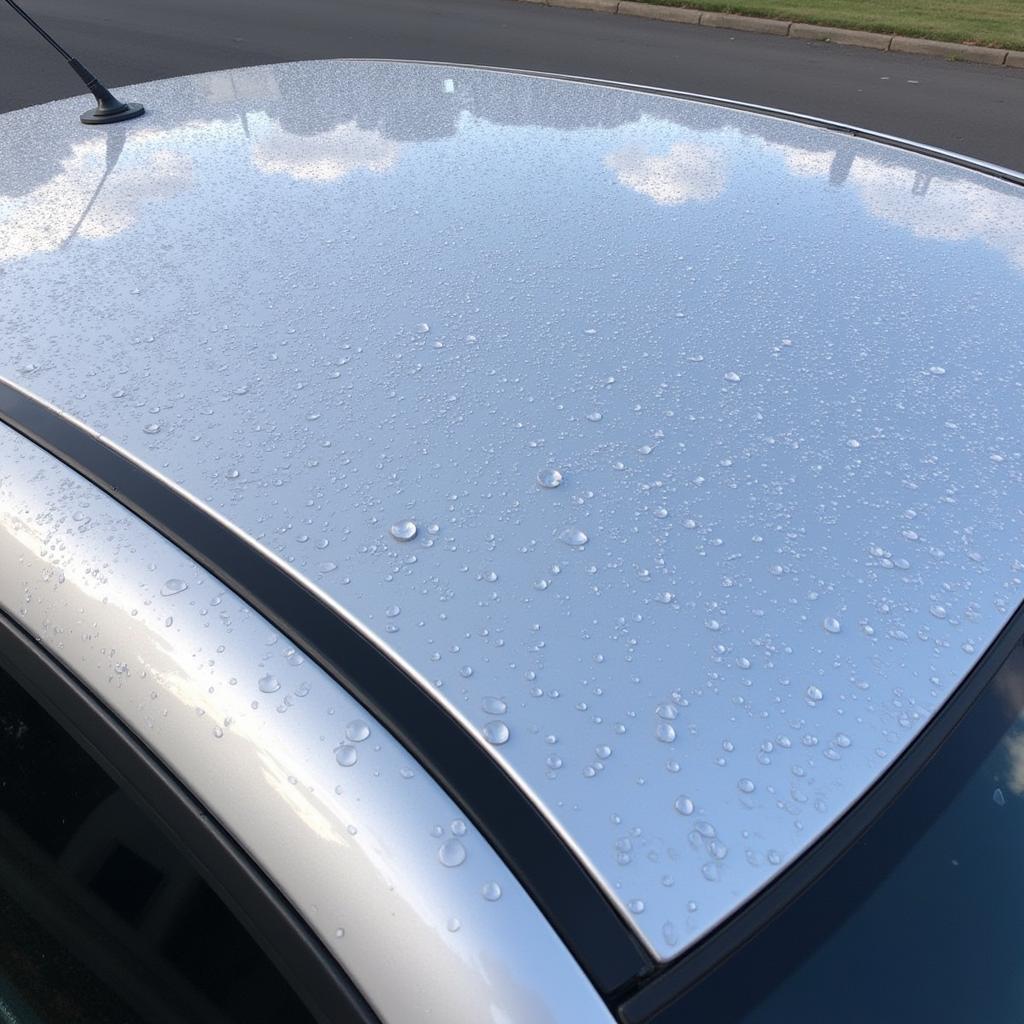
645;636;1024;1023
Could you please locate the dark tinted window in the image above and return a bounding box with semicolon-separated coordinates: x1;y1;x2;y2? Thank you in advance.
641;641;1024;1024
0;665;316;1024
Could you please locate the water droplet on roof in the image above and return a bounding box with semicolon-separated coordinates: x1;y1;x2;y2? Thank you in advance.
656;722;677;743
537;468;563;489
674;795;694;815
345;720;371;742
482;721;510;745
258;673;280;693
390;519;417;542
160;578;188;597
335;744;358;767
438;838;467;867
559;528;589;547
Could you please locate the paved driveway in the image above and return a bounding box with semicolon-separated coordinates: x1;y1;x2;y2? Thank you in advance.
1;0;1021;168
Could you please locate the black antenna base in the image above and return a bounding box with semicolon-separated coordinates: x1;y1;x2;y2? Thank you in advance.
67;57;144;125
80;99;144;125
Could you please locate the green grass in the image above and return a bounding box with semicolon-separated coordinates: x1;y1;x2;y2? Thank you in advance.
639;0;1024;50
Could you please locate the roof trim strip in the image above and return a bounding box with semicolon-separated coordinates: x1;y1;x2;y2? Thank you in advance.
0;376;652;996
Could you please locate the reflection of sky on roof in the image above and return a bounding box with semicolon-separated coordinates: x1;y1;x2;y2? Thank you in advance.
3;61;1024;963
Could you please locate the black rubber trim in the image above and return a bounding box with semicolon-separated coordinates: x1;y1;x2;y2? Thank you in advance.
0;382;651;996
0;609;379;1024
618;588;1024;1021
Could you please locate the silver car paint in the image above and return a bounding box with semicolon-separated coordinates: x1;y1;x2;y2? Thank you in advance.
0;421;614;1024
2;59;1024;960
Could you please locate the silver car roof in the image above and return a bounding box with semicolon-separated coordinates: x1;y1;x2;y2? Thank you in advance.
2;58;1024;962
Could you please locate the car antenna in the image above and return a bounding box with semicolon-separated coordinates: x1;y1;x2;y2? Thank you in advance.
2;0;144;125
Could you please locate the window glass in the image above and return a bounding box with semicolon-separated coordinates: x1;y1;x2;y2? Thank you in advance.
646;642;1024;1023
0;664;316;1024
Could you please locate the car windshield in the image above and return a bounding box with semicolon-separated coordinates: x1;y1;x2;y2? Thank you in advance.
651;636;1024;1023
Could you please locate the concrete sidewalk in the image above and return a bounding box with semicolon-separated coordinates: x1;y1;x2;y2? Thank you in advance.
523;0;1024;69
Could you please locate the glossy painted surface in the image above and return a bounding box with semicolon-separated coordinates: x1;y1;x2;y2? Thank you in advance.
2;60;1024;960
0;422;614;1023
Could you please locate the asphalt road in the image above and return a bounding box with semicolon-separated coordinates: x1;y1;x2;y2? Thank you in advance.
0;0;1021;169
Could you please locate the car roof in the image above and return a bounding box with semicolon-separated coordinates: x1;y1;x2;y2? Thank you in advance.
3;58;1024;962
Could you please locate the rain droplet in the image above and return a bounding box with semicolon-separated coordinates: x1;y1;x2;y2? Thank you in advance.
385;605;401;618
560;528;589;547
160;578;188;597
446;916;461;932
738;778;755;793
483;721;510;745
656;722;677;743
823;617;841;634
993;787;1006;807
390;520;418;541
674;795;695;815
143;423;161;434
537;468;564;489
724;371;741;383
806;685;824;702
438;838;467;867
482;697;507;715
335;744;358;767
586;411;603;422
345;720;371;742
481;881;502;902
258;673;280;693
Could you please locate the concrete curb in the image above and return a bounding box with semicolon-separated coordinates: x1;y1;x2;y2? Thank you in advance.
531;0;1023;68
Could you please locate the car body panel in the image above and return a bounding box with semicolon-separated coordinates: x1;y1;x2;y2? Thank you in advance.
0;421;614;1024
2;59;1024;960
